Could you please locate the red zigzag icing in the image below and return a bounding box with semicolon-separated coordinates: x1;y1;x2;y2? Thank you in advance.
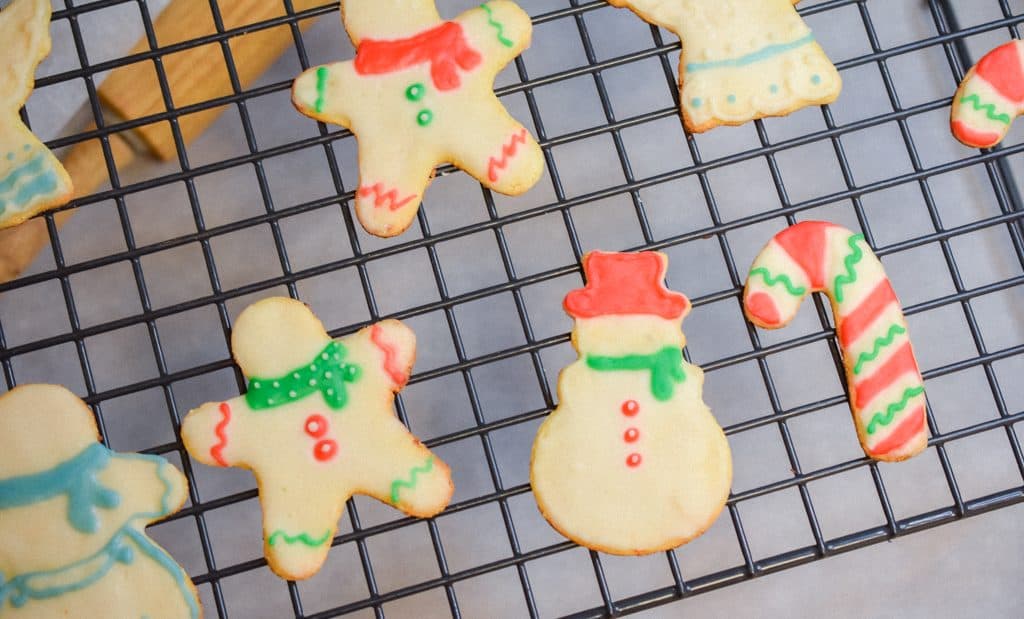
358;183;416;211
487;129;528;182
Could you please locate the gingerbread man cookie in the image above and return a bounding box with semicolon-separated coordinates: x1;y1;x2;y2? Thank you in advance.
951;40;1024;148
0;384;200;618
606;0;842;132
743;221;928;462
181;297;453;580
0;0;74;230
530;252;732;555
291;0;543;237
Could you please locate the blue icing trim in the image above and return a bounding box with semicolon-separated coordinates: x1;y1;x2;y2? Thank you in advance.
0;152;47;195
0;454;197;617
691;98;702;108
0;443;120;533
727;94;737;103
0;151;63;214
686;33;816;73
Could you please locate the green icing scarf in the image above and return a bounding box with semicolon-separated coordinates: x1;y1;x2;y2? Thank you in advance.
586;346;686;401
246;340;361;410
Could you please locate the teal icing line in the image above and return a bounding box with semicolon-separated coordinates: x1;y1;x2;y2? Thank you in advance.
686;33;816;73
0;152;46;195
11;168;58;210
122;527;199;619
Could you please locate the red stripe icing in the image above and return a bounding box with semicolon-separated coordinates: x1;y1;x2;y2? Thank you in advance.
745;291;782;326
773;221;835;289
974;41;1024;104
211;402;231;467
371;324;409;387
838;279;897;349
353;21;482;91
951;120;1003;149
868;404;925;457
487;128;529;182
853;342;918;410
358;183;416;211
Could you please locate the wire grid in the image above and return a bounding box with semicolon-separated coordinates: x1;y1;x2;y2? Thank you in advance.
3;0;1024;617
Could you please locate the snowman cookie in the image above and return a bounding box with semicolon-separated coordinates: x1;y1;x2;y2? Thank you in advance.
0;0;74;230
291;0;543;238
951;40;1024;148
181;297;453;581
744;221;928;462
0;384;200;618
530;251;732;555
606;0;842;132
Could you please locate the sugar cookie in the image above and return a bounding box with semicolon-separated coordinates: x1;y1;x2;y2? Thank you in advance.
0;384;200;618
951;40;1024;148
181;297;453;580
291;0;543;237
606;0;842;132
0;0;74;229
743;221;928;462
530;251;732;555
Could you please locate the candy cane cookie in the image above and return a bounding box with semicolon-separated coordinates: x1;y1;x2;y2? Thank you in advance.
951;40;1024;148
743;221;927;462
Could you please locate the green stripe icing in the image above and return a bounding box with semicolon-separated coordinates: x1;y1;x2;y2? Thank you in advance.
866;386;925;435
749;267;806;296
481;2;514;47
391;457;435;504
960;93;1011;124
314;66;329;114
852;324;906;375
586;346;686;401
267;530;331;547
833;234;865;303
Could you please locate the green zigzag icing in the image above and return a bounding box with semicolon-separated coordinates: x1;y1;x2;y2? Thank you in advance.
267;530;331;547
480;3;514;47
833;234;865;303
866;386;925;435
749;267;806;296
390;456;434;504
852;324;907;375
960;93;1011;125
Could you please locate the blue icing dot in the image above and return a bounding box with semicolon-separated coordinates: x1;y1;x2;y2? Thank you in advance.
6;152;13;161
727;94;737;104
691;97;702;108
22;144;30;151
811;74;822;85
770;84;779;94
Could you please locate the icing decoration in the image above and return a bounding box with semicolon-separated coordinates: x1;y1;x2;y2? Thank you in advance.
358;182;417;211
486;128;529;182
625;453;642;468
291;1;543;238
951;40;1024;147
371;323;410;386
0;437;198;618
211;401;232;466
564;251;690;320
181;299;453;581
267;530;332;547
353;21;482;91
390;456;434;504
748;267;807;296
743;221;928;461
604;0;842;133
621;400;639;417
587;347;686;402
623;428;640;442
0;443;120;534
246;340;362;410
481;2;515;47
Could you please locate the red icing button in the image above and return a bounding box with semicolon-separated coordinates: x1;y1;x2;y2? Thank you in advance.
626;453;642;468
621;400;639;417
623;428;640;443
313;439;338;462
304;414;329;439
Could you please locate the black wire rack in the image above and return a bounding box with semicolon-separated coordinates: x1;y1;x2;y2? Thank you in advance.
4;0;1024;617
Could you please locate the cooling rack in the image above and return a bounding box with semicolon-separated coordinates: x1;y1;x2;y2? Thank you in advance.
3;0;1024;617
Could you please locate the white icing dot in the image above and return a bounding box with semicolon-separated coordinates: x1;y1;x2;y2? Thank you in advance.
322;352;329;360
252;382;261;389
289;390;297;398
326;389;335;396
309;379;317;386
293;372;301;379
272;381;280;388
324;371;333;379
310;364;317;372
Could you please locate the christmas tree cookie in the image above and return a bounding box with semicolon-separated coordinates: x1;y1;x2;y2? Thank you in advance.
291;0;543;238
0;384;200;618
0;0;74;230
743;221;928;462
606;0;842;132
181;297;453;581
530;251;732;555
951;40;1024;148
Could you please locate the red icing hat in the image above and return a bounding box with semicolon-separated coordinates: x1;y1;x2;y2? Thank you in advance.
564;251;690;319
